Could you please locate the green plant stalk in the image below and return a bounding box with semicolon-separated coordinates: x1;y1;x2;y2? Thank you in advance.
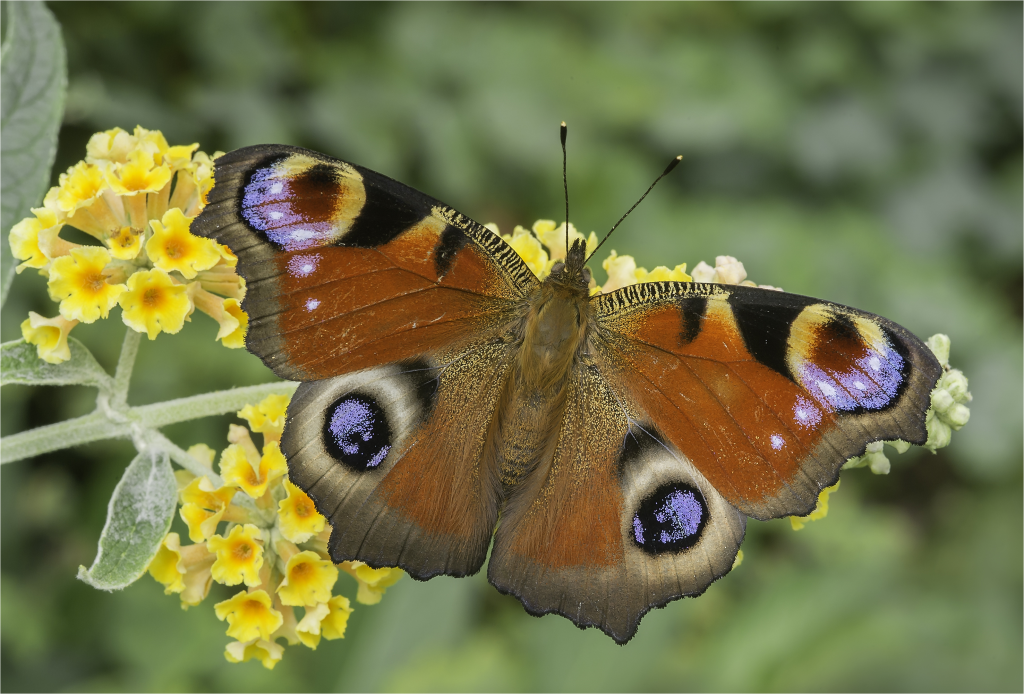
0;381;298;465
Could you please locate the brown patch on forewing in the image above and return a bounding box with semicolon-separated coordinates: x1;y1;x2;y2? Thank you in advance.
261;223;522;380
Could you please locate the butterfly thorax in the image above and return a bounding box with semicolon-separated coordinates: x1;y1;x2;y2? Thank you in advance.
519;239;592;392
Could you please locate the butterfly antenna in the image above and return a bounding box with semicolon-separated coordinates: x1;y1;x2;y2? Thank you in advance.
561;121;569;254
586;155;683;263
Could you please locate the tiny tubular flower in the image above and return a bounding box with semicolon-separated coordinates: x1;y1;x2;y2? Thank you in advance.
601;250;639;293
46;246;126;322
535;220;598;262
179;476;237;542
237;394;289;442
214;589;284;642
119;268;192;339
208;524;265;587
106;225;144;260
146;208;221;279
9;207;63;271
54;162;107;213
148;532;216;609
713;255;747;284
295;601;331;649
190;286;247;347
20;312;77;364
219;441;287;499
321;595;354;640
277;551;339;607
104;148;172;197
790;479;840;531
224;638;284;670
278;480;327;543
635;263;691;283
186;443;217;470
148;532;188;594
220;299;248;348
691;260;716;283
86;126;138;164
339;561;403;605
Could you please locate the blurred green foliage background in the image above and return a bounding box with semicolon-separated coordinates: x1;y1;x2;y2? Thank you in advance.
1;2;1021;691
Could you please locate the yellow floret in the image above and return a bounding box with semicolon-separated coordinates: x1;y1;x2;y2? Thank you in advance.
277;551;339;607
214;589;283;642
224;638;284;670
208;524;265;587
179;476;237;542
278;480;327;543
20;312;77;364
118;269;192;339
46;246;126;323
146;208;221;279
237;394;289;441
340;561;403;605
219;441;287;499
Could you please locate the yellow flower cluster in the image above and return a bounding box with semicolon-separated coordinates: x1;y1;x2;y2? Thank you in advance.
484;220;777;295
147;394;403;669
12;126;247;363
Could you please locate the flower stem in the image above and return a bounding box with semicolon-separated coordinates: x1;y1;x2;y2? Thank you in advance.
111;326;142;408
0;381;298;465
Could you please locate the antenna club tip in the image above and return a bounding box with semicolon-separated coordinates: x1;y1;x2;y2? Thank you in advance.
560;121;567;128
663;155;683;175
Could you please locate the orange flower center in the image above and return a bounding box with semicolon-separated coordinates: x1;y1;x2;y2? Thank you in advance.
85;271;106;293
142;287;161;305
233;542;253;560
295;499;313;518
165;241;183;259
291;562;312;580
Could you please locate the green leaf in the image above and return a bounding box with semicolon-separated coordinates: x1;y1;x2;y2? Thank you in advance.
0;337;113;390
77;447;178;591
1;1;67;307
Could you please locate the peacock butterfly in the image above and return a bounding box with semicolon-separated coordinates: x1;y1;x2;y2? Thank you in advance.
191;140;941;644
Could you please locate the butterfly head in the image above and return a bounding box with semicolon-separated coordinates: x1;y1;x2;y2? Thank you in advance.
546;237;591;296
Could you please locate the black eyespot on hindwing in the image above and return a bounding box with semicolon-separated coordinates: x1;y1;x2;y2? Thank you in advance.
323;394;393;472
631;482;710;555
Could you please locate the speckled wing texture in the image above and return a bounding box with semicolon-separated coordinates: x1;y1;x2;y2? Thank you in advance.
488;360;747;644
191;144;537;381
590;281;943;520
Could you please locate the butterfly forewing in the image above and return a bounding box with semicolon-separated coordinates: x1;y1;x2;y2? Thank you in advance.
192;145;536;381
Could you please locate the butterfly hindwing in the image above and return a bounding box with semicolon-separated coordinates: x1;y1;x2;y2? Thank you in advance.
284;344;512;578
592;282;942;519
191;144;537;381
488;361;746;644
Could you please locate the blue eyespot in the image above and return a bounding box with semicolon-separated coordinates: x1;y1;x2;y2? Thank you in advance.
632;483;708;555
323;394;391;472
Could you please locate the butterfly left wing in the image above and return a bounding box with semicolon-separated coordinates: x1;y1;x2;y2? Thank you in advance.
192;145;537;578
191;144;537;381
